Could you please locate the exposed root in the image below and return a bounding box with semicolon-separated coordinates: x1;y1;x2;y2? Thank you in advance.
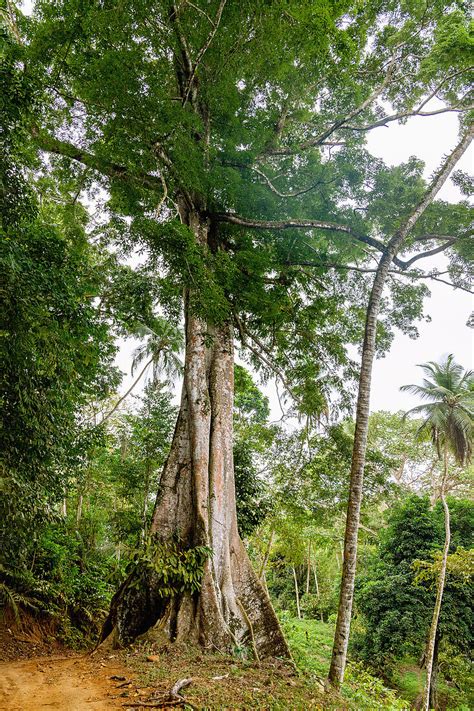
236;598;260;665
169;676;194;699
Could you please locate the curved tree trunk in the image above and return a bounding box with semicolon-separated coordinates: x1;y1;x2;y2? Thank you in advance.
422;446;451;711
327;130;472;689
327;245;394;687
101;211;290;659
428;630;440;711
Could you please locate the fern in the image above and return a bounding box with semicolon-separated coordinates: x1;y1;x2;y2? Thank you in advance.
0;581;40;623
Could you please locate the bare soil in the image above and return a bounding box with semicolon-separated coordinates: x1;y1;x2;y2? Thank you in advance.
0;618;334;710
0;654;139;710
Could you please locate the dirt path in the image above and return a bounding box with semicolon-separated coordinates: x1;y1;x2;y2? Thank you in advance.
0;654;133;710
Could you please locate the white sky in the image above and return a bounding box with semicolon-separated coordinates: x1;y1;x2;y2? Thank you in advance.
366;111;473;413
115;109;473;420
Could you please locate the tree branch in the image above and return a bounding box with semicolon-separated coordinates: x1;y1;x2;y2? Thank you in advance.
392;128;473;249
343;104;473;133
93;357;153;427
182;0;226;107
264;65;473;156
215;212;409;266
227;162;334;198
402;239;457;269
233;311;299;403
412;234;459;242
285;259;473;294
265;55;398;156
32;127;165;193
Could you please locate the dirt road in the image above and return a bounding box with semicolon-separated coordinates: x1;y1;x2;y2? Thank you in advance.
0;654;133;710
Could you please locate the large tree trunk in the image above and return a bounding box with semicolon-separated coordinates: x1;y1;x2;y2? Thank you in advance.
101;212;289;659
422;447;451;711
327;131;471;689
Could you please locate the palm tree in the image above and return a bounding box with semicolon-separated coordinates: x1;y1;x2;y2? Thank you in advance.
131;318;183;385
99;317;183;426
401;355;473;710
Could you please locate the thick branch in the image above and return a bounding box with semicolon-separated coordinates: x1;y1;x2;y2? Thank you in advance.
402;239;457;269
217;211;417;270
215;212;390;255
32;128;164;193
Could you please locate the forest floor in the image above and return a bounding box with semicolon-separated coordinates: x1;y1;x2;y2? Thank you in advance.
0;654;132;710
0;616;337;710
0;646;333;710
0;618;413;710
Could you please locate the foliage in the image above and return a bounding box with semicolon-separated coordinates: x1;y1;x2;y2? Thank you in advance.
401;355;473;464
0;157;118;565
10;0;471;423
354;495;474;675
1;0;473;676
280;616;409;709
233;365;274;537
126;536;212;598
0;524;115;646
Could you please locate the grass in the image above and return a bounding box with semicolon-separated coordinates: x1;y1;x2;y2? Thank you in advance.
121;639;333;710
280;616;410;710
117;617;412;709
392;658;424;703
392;655;473;711
279;616;334;678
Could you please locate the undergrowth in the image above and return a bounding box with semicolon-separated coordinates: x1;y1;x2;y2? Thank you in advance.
280;615;410;710
0;523;116;647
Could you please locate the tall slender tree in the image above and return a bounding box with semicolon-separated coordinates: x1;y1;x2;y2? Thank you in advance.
327;128;473;688
401;355;473;710
6;0;473;656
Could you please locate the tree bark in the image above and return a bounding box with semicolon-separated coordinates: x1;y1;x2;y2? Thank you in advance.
313;559;320;598
428;630;440;711
422;445;451;711
101;212;289;659
76;493;83;530
327;129;472;689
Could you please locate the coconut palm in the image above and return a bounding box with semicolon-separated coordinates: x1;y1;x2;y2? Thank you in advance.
401;354;473;710
131;317;183;385
99;317;183;426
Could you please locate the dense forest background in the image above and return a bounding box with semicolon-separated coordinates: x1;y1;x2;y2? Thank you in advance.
1;0;473;709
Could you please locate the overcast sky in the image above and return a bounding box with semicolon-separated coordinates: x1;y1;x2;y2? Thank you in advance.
366;110;473;413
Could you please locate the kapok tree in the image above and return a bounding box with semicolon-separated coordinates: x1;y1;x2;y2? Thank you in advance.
8;0;473;657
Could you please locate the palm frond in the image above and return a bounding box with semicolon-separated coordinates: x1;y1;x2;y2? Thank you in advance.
402;356;473;466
